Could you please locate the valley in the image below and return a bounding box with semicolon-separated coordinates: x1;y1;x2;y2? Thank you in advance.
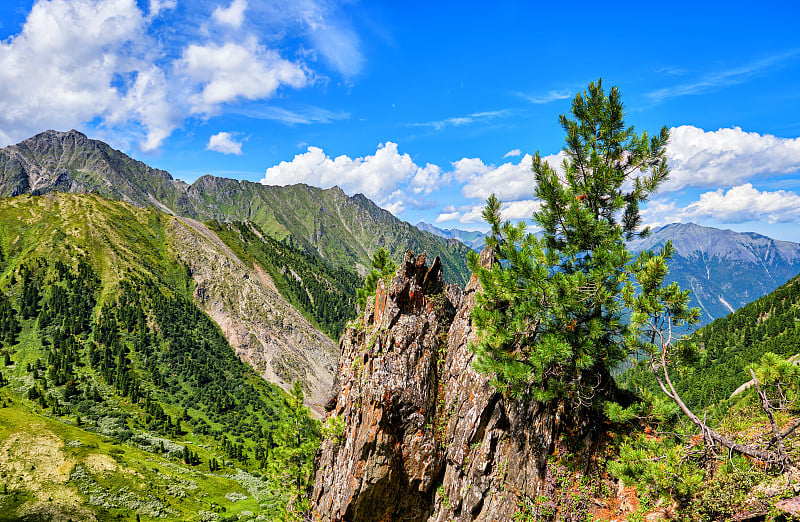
0;130;797;521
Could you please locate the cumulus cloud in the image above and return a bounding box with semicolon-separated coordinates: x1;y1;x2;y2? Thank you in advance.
261;142;446;211
181;37;308;114
0;0;168;148
681;184;800;224
454;152;565;201
434;199;540;225
206;131;243;154
665;126;800;191
0;0;355;151
435;211;461;223
504;149;521;158
644;184;800;226
502;199;541;220
212;0;247;28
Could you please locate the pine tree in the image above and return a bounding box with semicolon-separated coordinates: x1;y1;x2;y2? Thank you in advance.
469;79;672;403
268;381;320;520
356;248;397;311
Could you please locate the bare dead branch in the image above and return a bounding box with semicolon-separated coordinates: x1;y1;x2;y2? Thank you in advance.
649;326;786;467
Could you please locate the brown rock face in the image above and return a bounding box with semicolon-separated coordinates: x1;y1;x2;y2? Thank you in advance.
312;249;573;521
312;251;452;521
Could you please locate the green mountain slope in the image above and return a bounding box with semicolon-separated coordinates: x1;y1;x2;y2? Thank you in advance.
0;130;472;286
672;271;800;409
622;268;800;411
0;193;320;520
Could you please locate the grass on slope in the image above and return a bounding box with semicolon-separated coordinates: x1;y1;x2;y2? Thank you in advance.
0;193;322;520
0;390;266;522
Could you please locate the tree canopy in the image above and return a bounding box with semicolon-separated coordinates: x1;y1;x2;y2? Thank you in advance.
357;248;397;311
468;79;681;404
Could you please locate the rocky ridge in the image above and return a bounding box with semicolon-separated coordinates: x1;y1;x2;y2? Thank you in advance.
0;130;473;285
166;217;337;416
312;250;592;521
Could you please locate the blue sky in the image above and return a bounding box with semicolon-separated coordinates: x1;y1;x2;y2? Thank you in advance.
2;1;800;241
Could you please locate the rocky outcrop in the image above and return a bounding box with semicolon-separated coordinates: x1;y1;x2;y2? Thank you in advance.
312;251;454;520
312;249;579;521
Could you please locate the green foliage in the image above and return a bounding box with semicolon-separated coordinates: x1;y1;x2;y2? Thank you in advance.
0;289;20;347
623;272;800;411
321;414;345;445
356;248;397;311
608;430;705;502
268;382;320;521
0;194;325;519
209;220;360;340
468;80;672;402
752;351;800;411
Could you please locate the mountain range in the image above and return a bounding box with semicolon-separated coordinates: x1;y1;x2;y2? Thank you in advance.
1;129;799;520
418;220;800;328
0;129;473;286
415;221;487;250
628;222;800;324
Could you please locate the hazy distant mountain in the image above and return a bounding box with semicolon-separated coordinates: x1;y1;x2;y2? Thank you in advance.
628;222;800;325
415;221;487;251
0;130;472;284
418;219;800;328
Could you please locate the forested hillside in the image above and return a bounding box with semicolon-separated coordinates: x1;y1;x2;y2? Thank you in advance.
641;271;800;410
0;193;321;520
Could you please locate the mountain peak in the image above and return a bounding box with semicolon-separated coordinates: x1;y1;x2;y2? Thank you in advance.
25;128;88;143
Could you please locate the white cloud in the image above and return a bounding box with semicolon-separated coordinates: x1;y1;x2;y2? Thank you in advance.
682;184;800;224
0;0;166;148
644;184;800;226
181;37;308;114
0;0;354;151
455;152;565;201
229;105;349;124
517;90;572;104
648;51;800;102
148;0;176;18
458;205;485;224
111;64;182;152
435;199;541;225
504;149;521;158
501;199;541;220
435;211;461;223
666;126;800;191
257;0;363;77
382;196;405;216
206;131;243;154
212;0;247;28
261;142;446;211
410;110;512;131
410;164;443;195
